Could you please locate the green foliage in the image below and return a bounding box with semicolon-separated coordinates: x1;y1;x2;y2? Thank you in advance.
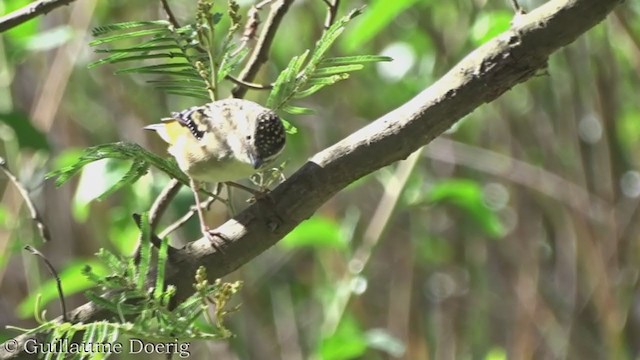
46;142;187;200
89;2;389;115
427;179;505;238
280;216;347;249
267;9;392;115
88;0;247;102
0;111;49;150
470;11;513;46
10;214;241;359
341;0;424;52
319;316;368;360
17;260;109;319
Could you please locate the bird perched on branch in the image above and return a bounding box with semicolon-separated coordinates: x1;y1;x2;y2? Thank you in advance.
145;98;286;246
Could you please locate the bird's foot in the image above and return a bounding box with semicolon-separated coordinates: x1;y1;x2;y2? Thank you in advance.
202;227;229;254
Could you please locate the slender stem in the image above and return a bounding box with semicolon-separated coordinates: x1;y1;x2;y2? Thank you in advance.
226;75;273;90
24;246;68;322
160;0;181;28
0;157;50;243
510;0;525;14
159;196;218;238
149;178;182;230
232;0;295;99
322;0;340;33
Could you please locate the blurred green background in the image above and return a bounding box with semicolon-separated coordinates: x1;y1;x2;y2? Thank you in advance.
1;0;639;359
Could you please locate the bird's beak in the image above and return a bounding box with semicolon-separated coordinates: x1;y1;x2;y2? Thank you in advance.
248;152;263;170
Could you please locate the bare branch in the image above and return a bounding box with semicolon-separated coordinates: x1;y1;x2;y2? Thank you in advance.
160;0;181;28
322;0;340;33
0;157;50;243
159;196;218;238
24;246;68;322
232;0;295;98
149;178;182;229
0;0;78;33
226;75;274;90
510;0;526;14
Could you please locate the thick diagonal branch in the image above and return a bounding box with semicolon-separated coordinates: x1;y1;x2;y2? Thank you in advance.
176;0;622;301
0;0;623;358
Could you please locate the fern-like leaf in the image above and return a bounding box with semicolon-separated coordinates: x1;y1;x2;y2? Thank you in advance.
46;142;188;191
266;9;392;115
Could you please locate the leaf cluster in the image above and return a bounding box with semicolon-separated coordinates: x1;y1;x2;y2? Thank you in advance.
9;214;241;360
267;8;391;115
46;142;188;201
89;2;390;114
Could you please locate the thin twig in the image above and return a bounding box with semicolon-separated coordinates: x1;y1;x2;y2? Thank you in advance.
24;246;68;322
159;197;218;238
322;0;340;33
232;0;295;99
0;157;50;243
149;178;182;229
133;179;181;262
0;0;78;33
226;75;274;90
510;0;526;14
160;0;181;28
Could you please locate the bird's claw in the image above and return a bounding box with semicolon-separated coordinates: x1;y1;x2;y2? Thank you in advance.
202;227;229;254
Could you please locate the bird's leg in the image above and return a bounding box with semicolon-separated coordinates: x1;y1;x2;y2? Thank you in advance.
224;181;285;228
225;181;269;201
189;178;227;253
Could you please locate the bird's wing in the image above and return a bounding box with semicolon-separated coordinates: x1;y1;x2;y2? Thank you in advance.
144;104;213;145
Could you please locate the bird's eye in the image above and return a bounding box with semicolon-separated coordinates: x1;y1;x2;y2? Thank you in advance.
246;135;252;140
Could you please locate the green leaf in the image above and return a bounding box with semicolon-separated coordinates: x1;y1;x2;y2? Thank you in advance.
427;179;505;238
17;260;108;318
280;216;346;249
267;50;310;109
311;64;364;77
47;142;186;188
91;20;172;37
282;105;314;115
93;44;182;53
0;111;49;150
97;159;150;201
89;52;187;68
137;212;152;290
217;45;249;82
89;27;172;46
267;9;388;112
310;8;363;65
341;0;422;51
115;62;195;73
22;26;73;52
319;316;367;360
470;11;512;46
319;55;393;66
71;158;130;221
154;237;170;300
165;90;212;100
365;329;406;357
485;347;507;360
